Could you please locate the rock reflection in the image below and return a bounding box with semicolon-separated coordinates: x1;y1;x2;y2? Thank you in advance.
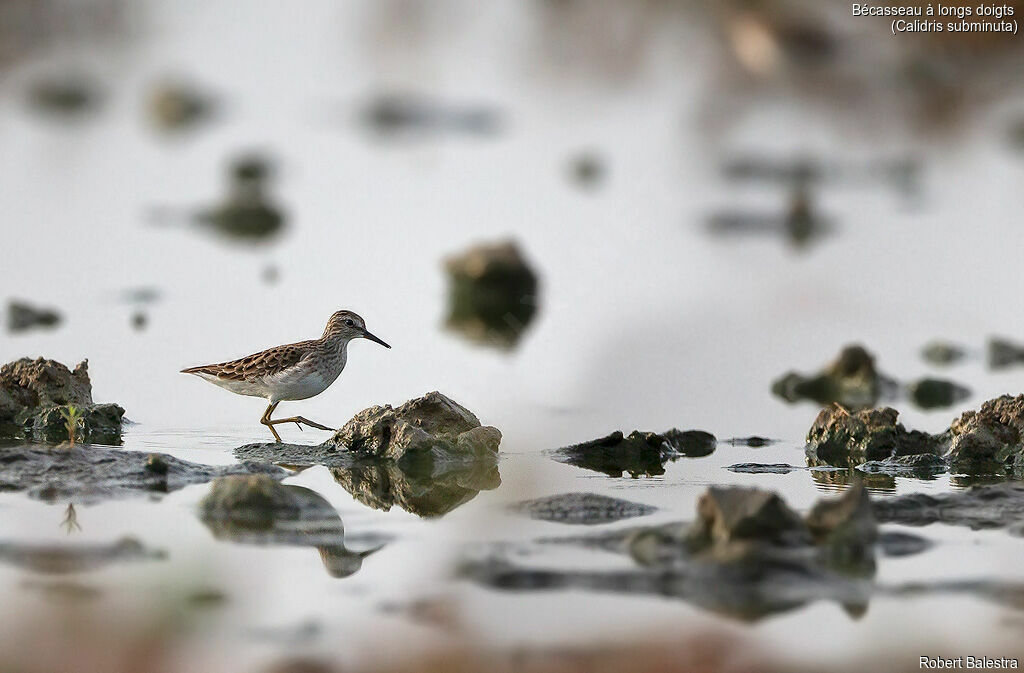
200;475;383;578
329;454;500;518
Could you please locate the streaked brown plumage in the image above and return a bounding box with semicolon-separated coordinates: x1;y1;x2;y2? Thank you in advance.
181;310;391;442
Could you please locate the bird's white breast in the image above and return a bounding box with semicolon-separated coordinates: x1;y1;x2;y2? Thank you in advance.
264;349;347;402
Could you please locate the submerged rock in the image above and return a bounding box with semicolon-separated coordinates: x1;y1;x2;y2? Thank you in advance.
511;493;656;525
443;240;539;349
326;391;501;464
7;301;62;333
907;378;970;410
553;428;717;477
463;484;879;621
200;476;383;578
0;358;124;442
0;537;165;574
0;444;283;504
921;341;966;366
873;482;1024;530
726;463;800;474
772;345;892;410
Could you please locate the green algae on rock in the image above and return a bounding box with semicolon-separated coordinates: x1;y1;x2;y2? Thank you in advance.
0;358;124;443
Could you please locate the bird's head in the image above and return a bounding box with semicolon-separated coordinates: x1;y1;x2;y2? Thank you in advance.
323;310;391;348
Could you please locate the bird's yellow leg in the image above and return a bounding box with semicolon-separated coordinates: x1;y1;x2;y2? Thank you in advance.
267;415;334;432
260;402;283;442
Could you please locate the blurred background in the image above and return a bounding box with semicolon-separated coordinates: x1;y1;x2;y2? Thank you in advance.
3;1;1024;671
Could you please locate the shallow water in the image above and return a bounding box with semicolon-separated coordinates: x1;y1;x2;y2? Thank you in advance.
3;0;1024;669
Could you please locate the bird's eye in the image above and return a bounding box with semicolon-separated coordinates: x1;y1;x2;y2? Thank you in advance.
345;319;354;327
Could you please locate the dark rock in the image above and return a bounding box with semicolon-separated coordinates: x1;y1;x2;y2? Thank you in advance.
946;395;1024;472
7;301;62;333
665;429;717;457
511;493;656;525
325;391;501;464
988;337;1024;370
27;75;99;115
726;463;800;474
0;537;164;574
0;358;125;442
553;428;716;477
772;345;891;410
727;436;774;447
131;311;148;331
0;444;283;504
362;93;501;136
873;482;1024;530
200;476;382;578
443;240;539;349
907;378;970;410
921;341;966;366
805;405;943;467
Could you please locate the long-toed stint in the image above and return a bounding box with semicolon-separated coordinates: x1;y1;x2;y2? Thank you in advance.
181;310;390;442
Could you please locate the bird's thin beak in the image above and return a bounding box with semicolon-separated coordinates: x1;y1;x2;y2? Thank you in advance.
361;329;391;348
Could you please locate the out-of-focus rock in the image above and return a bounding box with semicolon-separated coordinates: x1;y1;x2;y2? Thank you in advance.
773;345;893;409
921;341;966;366
463;484;879;621
568;152;605;189
0;358;124;442
147;80;213;133
443;240;539;349
7;301;61;333
326;391;501;464
873;481;1024;530
988;337;1024;370
511;493;655;525
553;428;717;477
686;486;811;549
907;378;970;410
196;153;284;243
27;75;99;116
361;93;501;137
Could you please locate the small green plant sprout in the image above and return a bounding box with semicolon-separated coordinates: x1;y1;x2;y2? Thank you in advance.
59;404;85;447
